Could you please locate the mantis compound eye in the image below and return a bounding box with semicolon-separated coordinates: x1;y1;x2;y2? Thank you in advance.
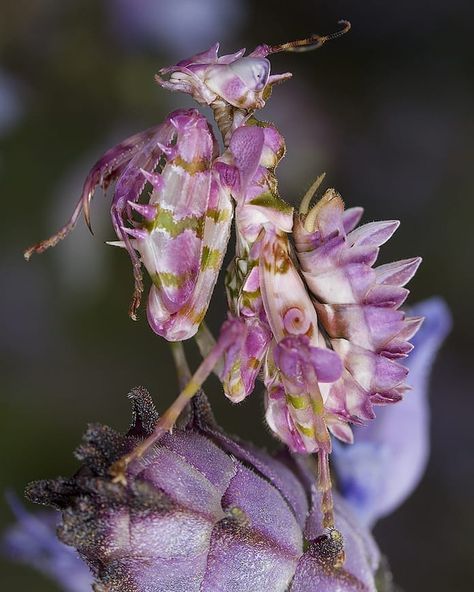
228;57;271;92
203;56;272;110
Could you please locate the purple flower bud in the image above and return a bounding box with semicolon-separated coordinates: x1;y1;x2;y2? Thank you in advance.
26;388;381;591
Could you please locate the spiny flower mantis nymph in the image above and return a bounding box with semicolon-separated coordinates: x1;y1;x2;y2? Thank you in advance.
24;22;423;558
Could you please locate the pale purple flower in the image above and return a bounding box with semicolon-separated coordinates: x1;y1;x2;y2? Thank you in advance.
2;493;93;592
25;388;381;592
333;297;452;526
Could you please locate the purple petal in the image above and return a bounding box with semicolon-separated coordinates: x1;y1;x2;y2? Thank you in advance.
202;519;297;592
137;446;226;520
222;464;303;557
2;493;93;592
205;424;309;529
103;554;208;592
160;430;237;494
127;509;213;561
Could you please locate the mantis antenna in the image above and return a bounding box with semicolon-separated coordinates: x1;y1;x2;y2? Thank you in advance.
268;20;351;54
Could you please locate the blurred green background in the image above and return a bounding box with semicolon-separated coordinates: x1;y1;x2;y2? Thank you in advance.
1;0;473;590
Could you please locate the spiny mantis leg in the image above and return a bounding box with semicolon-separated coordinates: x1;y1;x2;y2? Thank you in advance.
313;450;345;568
110;323;242;485
317;449;335;530
24;139;148;260
24;197;85;261
312;392;338;533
